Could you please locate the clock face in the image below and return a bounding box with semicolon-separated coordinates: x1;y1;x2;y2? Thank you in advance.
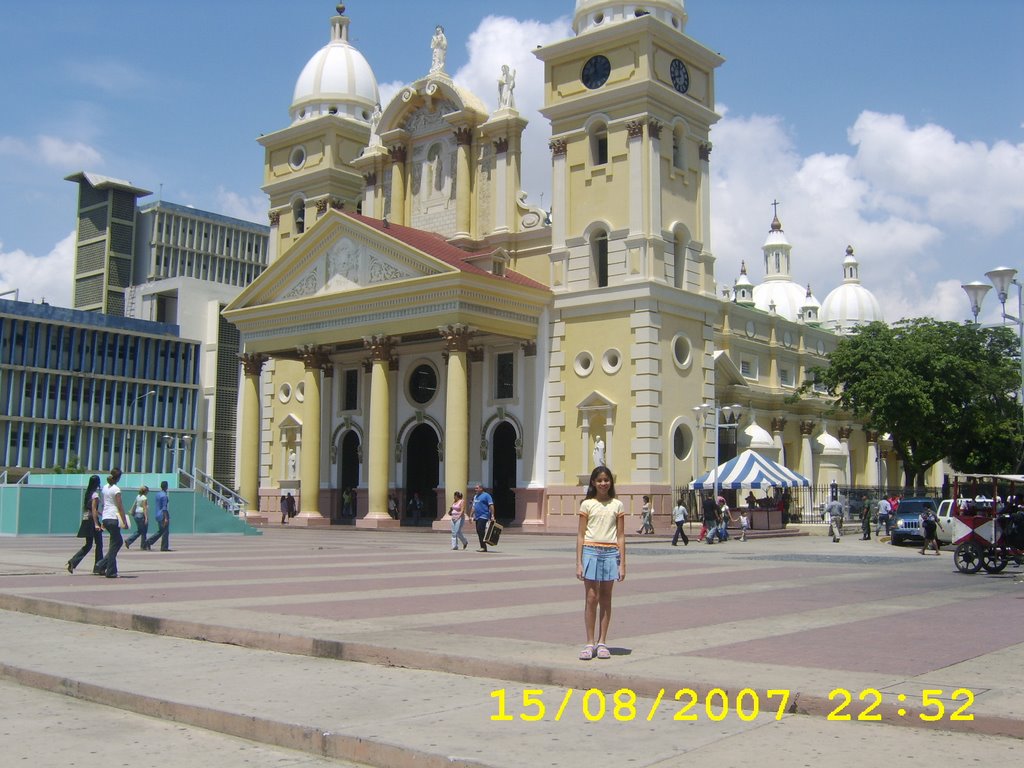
581;55;611;89
670;58;690;93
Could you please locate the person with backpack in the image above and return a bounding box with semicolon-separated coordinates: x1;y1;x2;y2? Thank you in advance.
919;504;940;555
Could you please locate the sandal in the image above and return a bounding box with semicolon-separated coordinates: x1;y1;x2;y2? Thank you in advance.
596;644;611;659
578;644;595;661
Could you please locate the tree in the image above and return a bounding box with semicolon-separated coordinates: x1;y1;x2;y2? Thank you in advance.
801;319;1021;487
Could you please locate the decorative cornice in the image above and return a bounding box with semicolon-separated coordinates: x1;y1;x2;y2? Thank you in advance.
239;353;268;377
315;198;329;215
626;120;644;139
864;429;880;443
770;416;786;433
837;426;853;441
455;126;473;147
799;419;816;436
268;211;280;226
389;145;407;164
548;139;567;157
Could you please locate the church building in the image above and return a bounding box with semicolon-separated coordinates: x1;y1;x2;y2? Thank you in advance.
223;0;909;530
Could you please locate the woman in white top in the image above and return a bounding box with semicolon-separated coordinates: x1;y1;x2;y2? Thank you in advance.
94;468;128;578
124;485;149;550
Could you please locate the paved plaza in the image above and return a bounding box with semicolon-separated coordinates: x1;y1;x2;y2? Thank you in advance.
0;526;1022;766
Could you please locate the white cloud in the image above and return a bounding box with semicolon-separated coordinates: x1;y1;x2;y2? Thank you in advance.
0;232;75;307
215;187;267;225
0;135;102;168
67;59;148;94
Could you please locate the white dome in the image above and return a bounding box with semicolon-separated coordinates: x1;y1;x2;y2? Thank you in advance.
815;430;843;454
574;0;688;34
744;421;774;450
290;13;379;125
820;246;883;333
753;281;807;321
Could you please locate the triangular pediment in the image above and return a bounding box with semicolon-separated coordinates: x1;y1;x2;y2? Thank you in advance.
226;211;457;311
576;391;616;411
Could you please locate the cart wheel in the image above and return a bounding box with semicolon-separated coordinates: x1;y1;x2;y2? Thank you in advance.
954;542;983;574
981;550;1008;574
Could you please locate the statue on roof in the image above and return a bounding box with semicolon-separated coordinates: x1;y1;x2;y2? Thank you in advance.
430;25;447;74
498;65;516;109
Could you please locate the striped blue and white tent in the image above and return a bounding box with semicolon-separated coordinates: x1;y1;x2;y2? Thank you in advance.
689;449;810;490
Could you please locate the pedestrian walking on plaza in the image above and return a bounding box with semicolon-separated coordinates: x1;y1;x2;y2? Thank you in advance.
859;494;871;540
738;510;750;542
448;490;468;550
702;493;720;543
408;490;425;526
471;484;495;552
66;474;103;574
576;465;625;661
920;504;941;555
280;492;295;524
93;469;128;577
671;497;689;546
876;496;892;536
825;497;845;542
717;497;733;542
145;481;172;551
637;495;654;534
124;486;149;549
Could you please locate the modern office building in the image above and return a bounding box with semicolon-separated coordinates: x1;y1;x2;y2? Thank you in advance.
64;176;270;491
0;299;199;476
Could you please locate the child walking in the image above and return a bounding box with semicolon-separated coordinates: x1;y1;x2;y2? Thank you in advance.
577;465;625;661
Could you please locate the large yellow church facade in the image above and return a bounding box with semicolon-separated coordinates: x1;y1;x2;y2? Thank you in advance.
224;1;917;530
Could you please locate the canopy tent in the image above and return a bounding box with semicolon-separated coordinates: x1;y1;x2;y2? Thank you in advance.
689;449;810;490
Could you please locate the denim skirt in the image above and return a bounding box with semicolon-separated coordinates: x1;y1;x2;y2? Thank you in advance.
581;545;620;581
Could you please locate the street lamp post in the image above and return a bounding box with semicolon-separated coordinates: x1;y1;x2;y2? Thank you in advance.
162;434;193;475
692;402;743;503
962;266;1024;440
131;390;156;472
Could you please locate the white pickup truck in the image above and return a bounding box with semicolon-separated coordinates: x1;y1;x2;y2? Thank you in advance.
935;497;996;544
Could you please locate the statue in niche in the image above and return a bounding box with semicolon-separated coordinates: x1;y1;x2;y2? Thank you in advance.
593;436;606;469
498;65;516;109
430;25;447;73
288;450;297;479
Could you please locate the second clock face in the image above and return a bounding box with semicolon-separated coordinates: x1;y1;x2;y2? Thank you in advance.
581;55;611;89
670;58;690;93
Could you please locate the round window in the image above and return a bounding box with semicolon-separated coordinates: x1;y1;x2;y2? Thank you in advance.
602;348;622;375
671;333;692;370
745;320;756;338
278;383;292;403
289;145;306;170
574;351;594;377
409;363;438;404
783;330;794;348
295;381;305;403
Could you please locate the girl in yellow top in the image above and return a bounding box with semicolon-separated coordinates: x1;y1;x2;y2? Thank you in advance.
576;465;625;660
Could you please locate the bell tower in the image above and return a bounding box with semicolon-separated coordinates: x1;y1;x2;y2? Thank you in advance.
534;0;723;295
258;5;379;262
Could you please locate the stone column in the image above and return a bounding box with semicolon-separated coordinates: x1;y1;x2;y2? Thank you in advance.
296;345;329;525
239;353;267;516
440;324;472;520
359;335;399;527
455;128;473;237
389;145;407;226
800;419;816;518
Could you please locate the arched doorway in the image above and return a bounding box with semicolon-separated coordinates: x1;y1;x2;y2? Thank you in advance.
405;423;439;525
337;431;360;522
491;421;517;523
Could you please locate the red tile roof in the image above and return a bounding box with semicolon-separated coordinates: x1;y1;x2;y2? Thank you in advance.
341;211;548;291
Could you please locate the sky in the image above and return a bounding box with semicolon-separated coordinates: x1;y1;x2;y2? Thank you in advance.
1;0;1022;324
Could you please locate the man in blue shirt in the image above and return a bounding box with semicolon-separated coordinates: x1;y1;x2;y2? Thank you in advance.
145;481;171;551
471;484;495;552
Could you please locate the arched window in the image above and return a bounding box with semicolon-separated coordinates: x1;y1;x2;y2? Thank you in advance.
673;228;689;289
590;122;608;166
592;229;609;287
293;198;306;235
672;126;685;169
